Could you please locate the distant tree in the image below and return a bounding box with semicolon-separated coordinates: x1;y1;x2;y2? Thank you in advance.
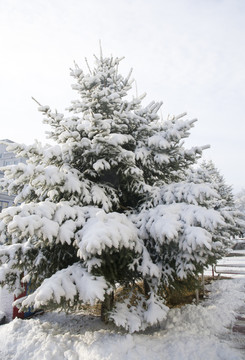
186;160;245;242
198;160;234;207
235;188;245;214
234;189;245;237
0;52;231;332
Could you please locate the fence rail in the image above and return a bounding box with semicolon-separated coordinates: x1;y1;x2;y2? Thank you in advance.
214;263;245;275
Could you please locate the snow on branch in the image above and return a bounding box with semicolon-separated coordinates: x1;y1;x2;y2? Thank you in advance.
146;182;220;208
17;263;108;310
139;203;225;245
76;210;142;260
0;202;98;245
109;291;169;333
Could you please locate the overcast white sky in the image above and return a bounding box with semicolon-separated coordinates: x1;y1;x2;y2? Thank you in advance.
0;0;244;192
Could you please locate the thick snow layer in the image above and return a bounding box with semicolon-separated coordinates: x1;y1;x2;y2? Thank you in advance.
19;264;108;309
0;278;245;359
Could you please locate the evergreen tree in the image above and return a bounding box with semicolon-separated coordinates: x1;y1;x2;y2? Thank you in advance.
0;52;231;332
234;189;245;238
196;160;234;208
235;189;245;215
186;160;245;242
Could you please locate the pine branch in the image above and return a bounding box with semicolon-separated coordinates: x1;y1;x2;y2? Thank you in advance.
85;58;92;75
31;97;42;107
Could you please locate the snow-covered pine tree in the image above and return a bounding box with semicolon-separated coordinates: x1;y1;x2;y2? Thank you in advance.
186;160;245;244
235;189;245;215
0;52;230;332
197;160;234;208
234;189;245;238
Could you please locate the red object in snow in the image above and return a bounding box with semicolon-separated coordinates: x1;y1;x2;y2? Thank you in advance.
13;285;27;319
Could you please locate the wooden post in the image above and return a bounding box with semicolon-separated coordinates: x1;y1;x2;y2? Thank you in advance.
195;289;199;305
202;270;205;297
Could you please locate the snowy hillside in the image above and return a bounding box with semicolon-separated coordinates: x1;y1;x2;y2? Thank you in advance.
0;278;245;360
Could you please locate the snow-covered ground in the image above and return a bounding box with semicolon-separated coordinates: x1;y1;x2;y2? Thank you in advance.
0;277;245;360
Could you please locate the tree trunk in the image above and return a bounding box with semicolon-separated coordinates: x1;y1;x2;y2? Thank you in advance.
101;291;114;323
143;279;150;297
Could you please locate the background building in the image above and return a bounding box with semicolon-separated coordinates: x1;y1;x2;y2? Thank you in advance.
0;140;28;322
0;139;26;211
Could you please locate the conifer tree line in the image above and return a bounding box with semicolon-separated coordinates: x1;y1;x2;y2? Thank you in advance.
235;188;245;230
0;51;244;332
